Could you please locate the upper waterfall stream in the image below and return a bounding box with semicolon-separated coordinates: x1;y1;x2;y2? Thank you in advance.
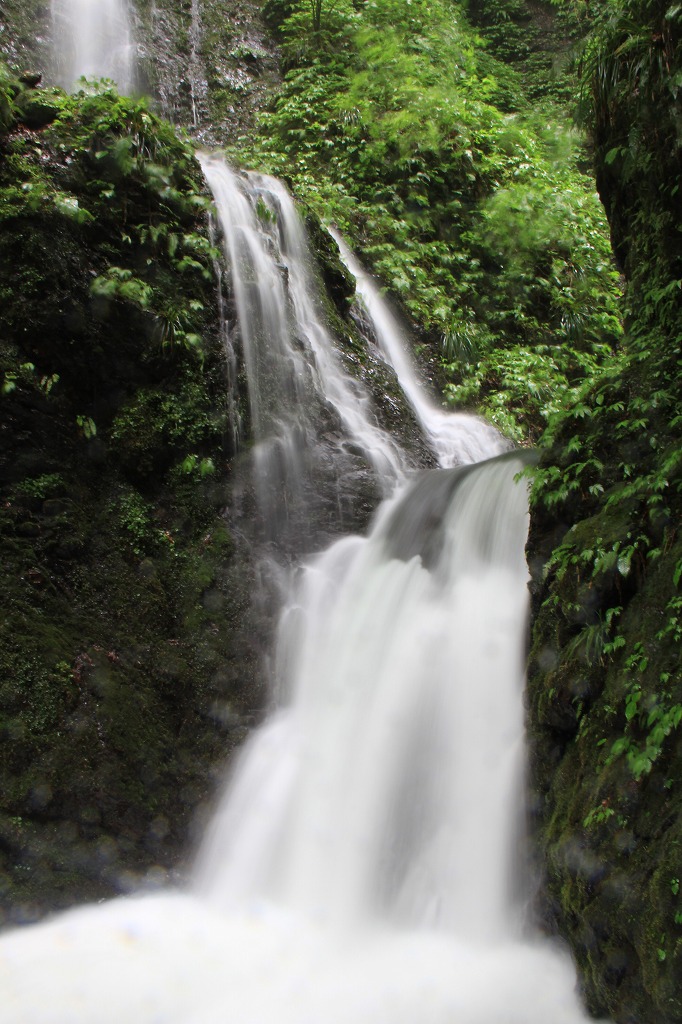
199;154;408;557
0;158;606;1024
50;0;136;93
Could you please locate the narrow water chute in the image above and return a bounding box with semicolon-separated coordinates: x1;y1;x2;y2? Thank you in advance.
332;232;506;469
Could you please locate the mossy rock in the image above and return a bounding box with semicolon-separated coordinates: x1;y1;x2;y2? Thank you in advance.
0;81;264;921
303;208;355;316
15;86;66;128
527;381;682;1023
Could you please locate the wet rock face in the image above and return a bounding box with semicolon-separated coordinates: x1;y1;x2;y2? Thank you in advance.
524;3;682;1018
195;0;281;143
132;0;281;143
1;0;280;145
0;0;52;79
0;63;427;924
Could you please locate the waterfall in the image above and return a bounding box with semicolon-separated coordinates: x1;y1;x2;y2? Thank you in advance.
50;0;135;93
0;163;607;1024
196;452;531;939
199;154;407;553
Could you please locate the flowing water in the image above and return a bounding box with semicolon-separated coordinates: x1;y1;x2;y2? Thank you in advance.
196;453;531;937
332;232;504;470
0;162;605;1023
50;0;135;93
199;154;407;554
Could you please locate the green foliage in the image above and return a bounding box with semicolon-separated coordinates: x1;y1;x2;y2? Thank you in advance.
606;642;682;780
76;415;97;439
1;354;60;405
116;489;173;558
529;362;682;848
468;0;534;63
230;0;620;441
12;473;66;501
179;454;216;478
108;370;223;480
263;0;297;32
583;801;616;828
280;0;357;58
470;0;582;104
524;9;682;1012
91;267;154;309
0;80;216;379
0;62;19;132
0;69;249;922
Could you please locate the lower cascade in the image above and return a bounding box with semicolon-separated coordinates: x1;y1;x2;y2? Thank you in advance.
196;452;533;939
0;164;607;1024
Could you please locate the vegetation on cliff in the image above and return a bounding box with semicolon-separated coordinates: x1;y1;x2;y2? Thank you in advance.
0;53;421;921
526;2;682;1020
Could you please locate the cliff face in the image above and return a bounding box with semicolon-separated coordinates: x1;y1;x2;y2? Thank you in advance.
0;0;280;139
526;3;682;1020
0;0;51;79
0;75;271;921
0;0;287;923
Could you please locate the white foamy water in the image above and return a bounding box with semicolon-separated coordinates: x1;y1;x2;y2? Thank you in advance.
0;165;608;1024
0;455;603;1024
0;891;594;1024
51;0;135;93
197;456;529;932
